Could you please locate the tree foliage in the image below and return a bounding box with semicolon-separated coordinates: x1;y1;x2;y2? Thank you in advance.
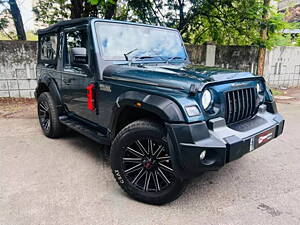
8;0;26;40
0;0;26;40
32;0;289;47
0;16;9;31
32;0;117;25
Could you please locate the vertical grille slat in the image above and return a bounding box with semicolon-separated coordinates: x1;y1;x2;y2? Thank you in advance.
232;91;237;123
245;89;250;118
247;89;252;118
241;89;246;120
249;88;254;116
226;93;232;123
237;90;242;121
225;87;257;124
252;88;256;115
244;89;249;117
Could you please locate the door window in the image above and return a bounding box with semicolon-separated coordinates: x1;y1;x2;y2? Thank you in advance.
64;29;89;74
38;33;58;68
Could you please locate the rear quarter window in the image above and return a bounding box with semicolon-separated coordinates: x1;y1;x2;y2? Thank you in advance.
38;33;58;67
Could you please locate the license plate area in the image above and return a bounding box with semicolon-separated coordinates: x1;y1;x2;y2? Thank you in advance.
249;127;276;152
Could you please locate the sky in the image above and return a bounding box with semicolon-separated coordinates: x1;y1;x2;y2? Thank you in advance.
0;0;35;31
18;0;35;31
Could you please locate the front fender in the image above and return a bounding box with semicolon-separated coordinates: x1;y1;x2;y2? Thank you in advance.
110;91;185;135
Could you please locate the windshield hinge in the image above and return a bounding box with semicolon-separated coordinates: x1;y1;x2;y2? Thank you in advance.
189;84;199;96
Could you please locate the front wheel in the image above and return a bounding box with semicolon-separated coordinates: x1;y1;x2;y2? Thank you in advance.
110;120;187;205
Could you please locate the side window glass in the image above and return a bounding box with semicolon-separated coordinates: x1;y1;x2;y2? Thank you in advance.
64;30;88;75
39;34;58;68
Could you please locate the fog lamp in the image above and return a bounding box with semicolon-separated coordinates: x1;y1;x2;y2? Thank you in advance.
200;150;206;160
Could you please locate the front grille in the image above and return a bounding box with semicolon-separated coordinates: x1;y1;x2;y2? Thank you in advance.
225;88;257;124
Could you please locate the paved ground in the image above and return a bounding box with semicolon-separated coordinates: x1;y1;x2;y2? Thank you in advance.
1;102;300;225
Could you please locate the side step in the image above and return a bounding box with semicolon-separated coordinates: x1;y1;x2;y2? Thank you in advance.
59;116;111;145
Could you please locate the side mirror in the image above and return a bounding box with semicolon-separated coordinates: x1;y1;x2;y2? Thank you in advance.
70;47;88;66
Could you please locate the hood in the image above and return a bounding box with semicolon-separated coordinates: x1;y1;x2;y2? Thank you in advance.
103;64;257;92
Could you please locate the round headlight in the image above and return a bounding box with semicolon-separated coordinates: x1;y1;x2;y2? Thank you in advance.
202;89;212;110
257;82;265;102
257;83;263;93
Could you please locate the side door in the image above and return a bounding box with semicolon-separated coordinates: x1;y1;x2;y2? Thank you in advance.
59;26;98;124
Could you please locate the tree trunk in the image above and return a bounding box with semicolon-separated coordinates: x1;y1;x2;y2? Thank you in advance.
67;0;99;19
70;0;84;19
8;0;26;40
83;0;98;17
104;0;117;19
257;48;266;76
177;0;185;32
257;0;271;76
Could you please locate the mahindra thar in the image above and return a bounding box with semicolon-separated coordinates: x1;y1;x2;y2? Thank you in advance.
35;18;284;205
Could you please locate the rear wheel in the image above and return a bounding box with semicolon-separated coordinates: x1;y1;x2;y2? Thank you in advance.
37;92;65;138
110;120;187;205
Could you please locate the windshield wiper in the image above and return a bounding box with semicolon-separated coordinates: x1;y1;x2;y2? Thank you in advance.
124;48;166;64
129;55;157;66
166;56;185;64
129;55;166;66
124;48;138;61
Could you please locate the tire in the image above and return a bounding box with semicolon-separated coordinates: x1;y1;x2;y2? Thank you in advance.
37;92;65;138
110;119;187;205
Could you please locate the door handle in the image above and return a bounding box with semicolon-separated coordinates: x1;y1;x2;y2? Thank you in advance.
63;78;74;85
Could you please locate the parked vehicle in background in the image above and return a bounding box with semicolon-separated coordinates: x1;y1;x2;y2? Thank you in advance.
35;18;284;205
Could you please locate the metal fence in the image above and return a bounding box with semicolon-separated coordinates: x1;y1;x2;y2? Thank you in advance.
265;73;300;88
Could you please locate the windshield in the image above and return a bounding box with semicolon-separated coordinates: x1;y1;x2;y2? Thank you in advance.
95;22;187;61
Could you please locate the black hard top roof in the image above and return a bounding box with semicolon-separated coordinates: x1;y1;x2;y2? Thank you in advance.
37;17;95;35
37;17;177;35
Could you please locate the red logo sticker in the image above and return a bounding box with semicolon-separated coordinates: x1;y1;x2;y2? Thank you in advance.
258;131;273;145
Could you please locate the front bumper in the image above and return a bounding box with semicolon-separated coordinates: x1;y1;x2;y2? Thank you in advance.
166;102;285;179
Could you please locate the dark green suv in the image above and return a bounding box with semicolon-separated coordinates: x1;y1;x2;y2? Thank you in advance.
35;18;284;205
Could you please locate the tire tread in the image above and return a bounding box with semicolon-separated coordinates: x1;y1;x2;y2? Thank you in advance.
38;92;64;138
111;119;187;205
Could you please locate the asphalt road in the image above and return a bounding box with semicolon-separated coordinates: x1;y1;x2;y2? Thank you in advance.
1;103;300;225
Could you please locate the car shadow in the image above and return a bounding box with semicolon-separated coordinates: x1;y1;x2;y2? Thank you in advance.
58;129;246;206
60;129;110;165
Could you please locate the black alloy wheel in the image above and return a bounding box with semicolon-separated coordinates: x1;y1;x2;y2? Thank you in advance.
111;120;187;205
37;92;65;138
38;100;51;132
122;138;175;192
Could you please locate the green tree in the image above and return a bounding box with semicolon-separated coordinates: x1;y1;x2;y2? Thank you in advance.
86;0;287;47
0;0;26;40
0;16;9;34
8;0;26;40
34;0;288;49
33;0;118;25
0;0;9;34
